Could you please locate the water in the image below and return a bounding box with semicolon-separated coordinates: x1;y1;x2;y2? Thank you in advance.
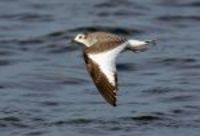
0;0;200;135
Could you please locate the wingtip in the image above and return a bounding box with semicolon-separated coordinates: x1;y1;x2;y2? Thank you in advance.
145;40;156;46
110;102;117;107
113;103;117;107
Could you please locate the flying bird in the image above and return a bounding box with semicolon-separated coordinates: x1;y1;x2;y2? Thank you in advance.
73;32;155;107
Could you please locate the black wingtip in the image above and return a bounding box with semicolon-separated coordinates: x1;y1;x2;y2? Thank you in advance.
112;102;117;107
145;40;156;46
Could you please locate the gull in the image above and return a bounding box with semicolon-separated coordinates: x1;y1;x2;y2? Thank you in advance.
73;32;155;106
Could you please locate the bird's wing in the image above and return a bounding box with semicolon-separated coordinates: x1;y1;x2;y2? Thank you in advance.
83;41;127;106
84;53;118;106
85;32;127;54
83;33;127;106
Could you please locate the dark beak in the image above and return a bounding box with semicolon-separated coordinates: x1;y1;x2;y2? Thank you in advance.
71;39;75;43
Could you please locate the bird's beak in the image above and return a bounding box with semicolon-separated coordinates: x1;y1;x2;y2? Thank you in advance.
71;39;75;43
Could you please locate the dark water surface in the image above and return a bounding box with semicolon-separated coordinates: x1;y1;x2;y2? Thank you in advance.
0;0;200;136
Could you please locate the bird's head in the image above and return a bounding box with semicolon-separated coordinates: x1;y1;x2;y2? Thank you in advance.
73;33;96;47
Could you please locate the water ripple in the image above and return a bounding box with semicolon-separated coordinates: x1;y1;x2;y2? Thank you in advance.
0;13;53;22
157;15;200;22
0;59;15;66
69;26;144;35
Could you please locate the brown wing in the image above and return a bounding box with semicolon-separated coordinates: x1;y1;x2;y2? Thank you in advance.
83;53;118;106
85;32;126;54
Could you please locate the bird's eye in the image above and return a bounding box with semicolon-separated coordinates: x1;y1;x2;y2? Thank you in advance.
79;36;83;39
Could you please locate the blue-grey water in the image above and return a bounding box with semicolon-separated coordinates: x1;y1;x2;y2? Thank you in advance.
0;0;200;136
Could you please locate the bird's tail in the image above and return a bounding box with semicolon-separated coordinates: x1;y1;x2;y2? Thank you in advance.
126;39;156;52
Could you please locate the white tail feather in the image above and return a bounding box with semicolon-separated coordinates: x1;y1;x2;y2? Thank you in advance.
127;39;156;52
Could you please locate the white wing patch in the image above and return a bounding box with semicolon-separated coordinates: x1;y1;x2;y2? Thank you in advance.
88;43;127;86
